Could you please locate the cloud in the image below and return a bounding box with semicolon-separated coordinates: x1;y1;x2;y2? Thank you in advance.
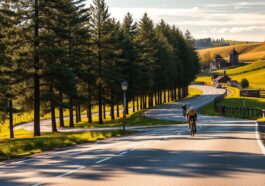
212;26;265;34
109;7;265;26
206;2;265;9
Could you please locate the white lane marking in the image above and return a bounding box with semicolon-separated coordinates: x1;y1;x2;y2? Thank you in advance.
58;166;86;178
32;166;87;186
32;182;44;186
96;157;112;164
130;148;136;151
119;151;128;155
255;122;265;156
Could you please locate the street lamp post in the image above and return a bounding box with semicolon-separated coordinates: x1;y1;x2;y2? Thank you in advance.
121;81;128;133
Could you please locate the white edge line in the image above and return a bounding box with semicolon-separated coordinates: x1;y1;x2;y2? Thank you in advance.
96;157;112;164
255;122;265;156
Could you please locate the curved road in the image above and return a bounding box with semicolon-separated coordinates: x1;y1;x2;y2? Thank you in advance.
1;85;264;186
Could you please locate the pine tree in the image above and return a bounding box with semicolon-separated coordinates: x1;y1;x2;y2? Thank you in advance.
134;13;158;108
0;0;23;138
90;0;112;124
121;13;138;112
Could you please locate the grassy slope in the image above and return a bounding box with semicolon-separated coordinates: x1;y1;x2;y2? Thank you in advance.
200;87;265;119
216;60;265;75
231;68;265;89
214;60;265;89
199;42;265;63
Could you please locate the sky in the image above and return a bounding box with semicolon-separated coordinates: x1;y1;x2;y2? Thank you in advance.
85;0;265;42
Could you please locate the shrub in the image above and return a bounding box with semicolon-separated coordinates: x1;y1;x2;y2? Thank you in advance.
241;78;249;88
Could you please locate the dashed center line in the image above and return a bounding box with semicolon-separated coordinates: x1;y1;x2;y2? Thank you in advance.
119;151;128;155
58;166;86;178
96;157;112;164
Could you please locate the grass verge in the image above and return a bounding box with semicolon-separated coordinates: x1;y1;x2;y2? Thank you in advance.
200;87;265;120
0;130;134;161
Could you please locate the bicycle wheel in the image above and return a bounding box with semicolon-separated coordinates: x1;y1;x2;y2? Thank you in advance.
191;120;195;137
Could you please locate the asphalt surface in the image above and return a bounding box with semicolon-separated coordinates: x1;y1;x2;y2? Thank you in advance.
1;85;265;186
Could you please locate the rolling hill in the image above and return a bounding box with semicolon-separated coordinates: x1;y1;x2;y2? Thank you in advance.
196;60;265;89
199;42;265;64
216;60;265;75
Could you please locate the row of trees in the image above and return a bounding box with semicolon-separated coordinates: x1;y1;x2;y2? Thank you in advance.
0;0;200;138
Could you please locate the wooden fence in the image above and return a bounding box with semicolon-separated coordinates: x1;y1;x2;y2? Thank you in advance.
214;104;264;119
240;89;265;98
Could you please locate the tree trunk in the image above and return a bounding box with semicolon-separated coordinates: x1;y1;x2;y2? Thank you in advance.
51;98;57;132
182;87;185;99
87;83;92;123
78;104;81;122
75;105;79;123
132;97;135;113
140;96;143;110
186;86;189;97
126;99;129;115
110;91;115;120
69;98;74;128
116;103;120;118
178;88;181;100
9;100;14;139
33;0;40;137
59;91;64;127
103;95;106;120
173;88;176;100
97;15;103;124
136;97;139;110
164;90;167;103
159;91;162;104
143;95;147;109
167;89;170;102
148;94;152;108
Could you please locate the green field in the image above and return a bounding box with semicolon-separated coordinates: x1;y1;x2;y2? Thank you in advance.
214;60;265;89
200;86;265;120
230;68;265;89
216;60;265;75
199;42;265;63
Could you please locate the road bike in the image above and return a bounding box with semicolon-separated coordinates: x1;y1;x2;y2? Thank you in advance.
190;117;196;137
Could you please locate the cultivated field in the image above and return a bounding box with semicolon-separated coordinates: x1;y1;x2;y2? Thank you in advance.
199;42;265;63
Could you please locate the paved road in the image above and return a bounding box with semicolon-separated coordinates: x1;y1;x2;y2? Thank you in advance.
1;85;265;186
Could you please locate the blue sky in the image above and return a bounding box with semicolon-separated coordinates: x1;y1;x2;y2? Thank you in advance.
85;0;265;41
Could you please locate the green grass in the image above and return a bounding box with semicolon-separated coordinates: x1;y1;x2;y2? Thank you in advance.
187;87;203;98
230;68;265;89
194;74;212;85
74;111;183;129
216;60;265;75
200;87;265;120
0;130;134;161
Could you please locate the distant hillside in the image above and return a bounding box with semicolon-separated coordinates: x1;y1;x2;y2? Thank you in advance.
231;68;265;89
198;42;265;64
216;60;265;75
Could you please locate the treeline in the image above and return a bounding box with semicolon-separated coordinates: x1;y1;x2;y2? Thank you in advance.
195;38;229;49
0;0;200;138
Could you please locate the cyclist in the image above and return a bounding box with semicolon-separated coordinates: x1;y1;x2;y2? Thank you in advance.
187;106;197;132
182;104;187;118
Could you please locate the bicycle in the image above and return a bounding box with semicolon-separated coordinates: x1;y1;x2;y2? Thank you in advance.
190;117;196;137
